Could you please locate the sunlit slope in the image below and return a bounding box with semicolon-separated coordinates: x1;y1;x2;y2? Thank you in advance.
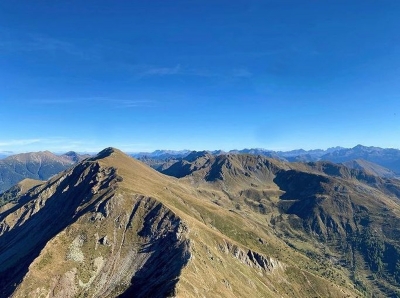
0;148;360;297
161;153;400;296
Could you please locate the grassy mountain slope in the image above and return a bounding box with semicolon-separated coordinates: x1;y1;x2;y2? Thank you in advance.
0;151;88;194
342;159;398;178
0;178;43;208
161;153;400;297
0;148;361;297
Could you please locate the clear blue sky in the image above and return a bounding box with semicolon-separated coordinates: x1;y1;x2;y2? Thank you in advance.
1;0;400;153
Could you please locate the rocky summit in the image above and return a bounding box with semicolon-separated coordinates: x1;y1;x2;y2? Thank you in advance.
1;148;400;297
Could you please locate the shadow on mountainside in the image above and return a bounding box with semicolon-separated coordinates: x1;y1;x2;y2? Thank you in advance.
119;200;191;298
119;238;190;298
0;161;119;297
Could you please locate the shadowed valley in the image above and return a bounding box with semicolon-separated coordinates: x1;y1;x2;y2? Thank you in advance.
1;148;400;297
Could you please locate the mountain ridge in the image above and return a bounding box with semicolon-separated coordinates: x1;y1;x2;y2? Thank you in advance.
136;145;400;176
0;151;89;194
2;145;399;196
158;152;400;296
0;147;365;297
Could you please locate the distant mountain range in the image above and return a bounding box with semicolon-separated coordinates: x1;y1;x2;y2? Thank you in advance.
2;145;400;194
157;151;400;296
2;148;400;296
131;147;345;161
0;151;89;193
321;145;400;172
131;149;191;159
135;145;400;176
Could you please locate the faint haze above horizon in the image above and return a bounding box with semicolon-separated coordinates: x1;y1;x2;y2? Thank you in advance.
1;1;400;153
0;144;395;157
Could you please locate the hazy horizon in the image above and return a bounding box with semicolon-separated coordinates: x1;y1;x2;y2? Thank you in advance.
0;143;398;156
1;1;400;153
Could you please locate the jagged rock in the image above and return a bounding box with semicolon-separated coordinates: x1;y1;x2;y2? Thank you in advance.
0;148;375;297
218;240;284;273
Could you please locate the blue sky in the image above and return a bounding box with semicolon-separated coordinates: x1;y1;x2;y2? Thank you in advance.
1;1;400;153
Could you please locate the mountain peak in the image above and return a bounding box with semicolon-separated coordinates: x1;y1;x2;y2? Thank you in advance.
184;150;211;162
94;147;124;159
3;146;400;297
353;144;368;150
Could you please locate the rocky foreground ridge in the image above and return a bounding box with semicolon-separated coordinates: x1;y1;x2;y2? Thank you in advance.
0;148;384;297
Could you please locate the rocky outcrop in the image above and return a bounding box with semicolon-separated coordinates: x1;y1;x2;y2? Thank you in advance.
118;197;191;298
1;147;387;297
0;150;191;298
218;240;284;273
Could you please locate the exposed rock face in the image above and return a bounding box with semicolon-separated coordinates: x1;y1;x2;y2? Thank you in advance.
218;240;284;273
0;148;380;297
159;152;400;296
0;149;190;298
116;197;191;298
